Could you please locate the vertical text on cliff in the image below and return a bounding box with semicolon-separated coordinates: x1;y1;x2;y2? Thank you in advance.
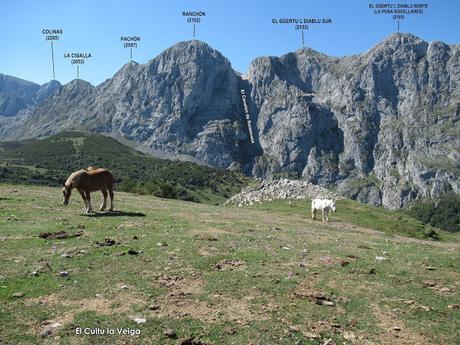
240;89;255;144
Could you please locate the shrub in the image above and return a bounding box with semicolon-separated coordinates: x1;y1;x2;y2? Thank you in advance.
408;192;460;233
154;182;178;199
423;227;440;240
118;179;137;193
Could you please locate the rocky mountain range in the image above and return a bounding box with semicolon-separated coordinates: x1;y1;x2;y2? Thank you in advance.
0;33;459;209
0;74;61;117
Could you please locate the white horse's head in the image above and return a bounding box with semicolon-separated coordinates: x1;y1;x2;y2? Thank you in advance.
329;199;336;212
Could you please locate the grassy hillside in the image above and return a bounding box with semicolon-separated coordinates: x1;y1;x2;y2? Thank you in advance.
0;184;459;344
0;132;249;204
253;199;448;241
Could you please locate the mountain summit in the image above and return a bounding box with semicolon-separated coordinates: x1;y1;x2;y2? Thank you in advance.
1;35;459;209
0;74;61;117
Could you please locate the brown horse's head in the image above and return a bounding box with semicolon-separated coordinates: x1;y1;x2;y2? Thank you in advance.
62;183;72;205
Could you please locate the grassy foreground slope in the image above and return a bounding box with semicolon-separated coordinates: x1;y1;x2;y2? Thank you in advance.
0;131;248;204
0;185;459;345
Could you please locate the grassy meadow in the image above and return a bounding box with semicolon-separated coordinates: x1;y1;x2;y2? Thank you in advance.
0;184;459;344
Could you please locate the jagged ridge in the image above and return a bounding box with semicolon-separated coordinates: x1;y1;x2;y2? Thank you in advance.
0;74;61;117
1;33;459;209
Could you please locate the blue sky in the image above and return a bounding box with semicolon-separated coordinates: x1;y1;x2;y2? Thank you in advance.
1;0;459;85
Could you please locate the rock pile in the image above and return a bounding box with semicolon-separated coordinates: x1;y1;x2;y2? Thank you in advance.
225;179;339;206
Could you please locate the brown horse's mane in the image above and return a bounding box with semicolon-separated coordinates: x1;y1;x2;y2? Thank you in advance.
64;170;84;188
64;167;97;187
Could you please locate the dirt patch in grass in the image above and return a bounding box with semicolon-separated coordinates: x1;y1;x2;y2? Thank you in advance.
28;293;145;337
389;297;432;312
291;278;316;294
154;289;217;322
317;255;340;266
279;316;366;343
151;274;264;323
31;293;144;314
293;281;336;307
194;234;220;241
178;279;204;295
213;259;245;270
422;280;456;295
197;246;219;257
154;291;265;324
191;226;230;236
38;231;84;240
372;303;431;345
156;275;204;295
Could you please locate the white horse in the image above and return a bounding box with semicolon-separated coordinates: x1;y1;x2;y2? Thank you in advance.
311;199;336;222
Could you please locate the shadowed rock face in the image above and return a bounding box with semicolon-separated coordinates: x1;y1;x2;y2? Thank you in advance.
1;33;459;209
0;75;61;117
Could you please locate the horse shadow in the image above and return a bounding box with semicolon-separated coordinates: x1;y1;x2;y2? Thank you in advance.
82;210;146;218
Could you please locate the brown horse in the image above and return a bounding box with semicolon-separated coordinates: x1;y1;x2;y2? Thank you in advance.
62;167;114;213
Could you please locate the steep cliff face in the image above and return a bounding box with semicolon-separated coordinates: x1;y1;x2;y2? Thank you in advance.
1;34;458;209
246;50;344;182
94;41;249;169
245;33;459;208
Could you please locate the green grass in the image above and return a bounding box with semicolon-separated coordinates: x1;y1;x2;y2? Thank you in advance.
250;198;446;240
0;184;459;344
0;131;250;204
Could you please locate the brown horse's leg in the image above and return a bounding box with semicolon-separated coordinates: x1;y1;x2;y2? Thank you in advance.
108;185;114;211
78;189;88;213
100;189;107;211
85;191;93;213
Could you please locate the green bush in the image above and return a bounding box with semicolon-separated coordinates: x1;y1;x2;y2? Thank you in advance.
423;227;440;240
408;192;460;233
153;182;178;199
118;179;137;193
